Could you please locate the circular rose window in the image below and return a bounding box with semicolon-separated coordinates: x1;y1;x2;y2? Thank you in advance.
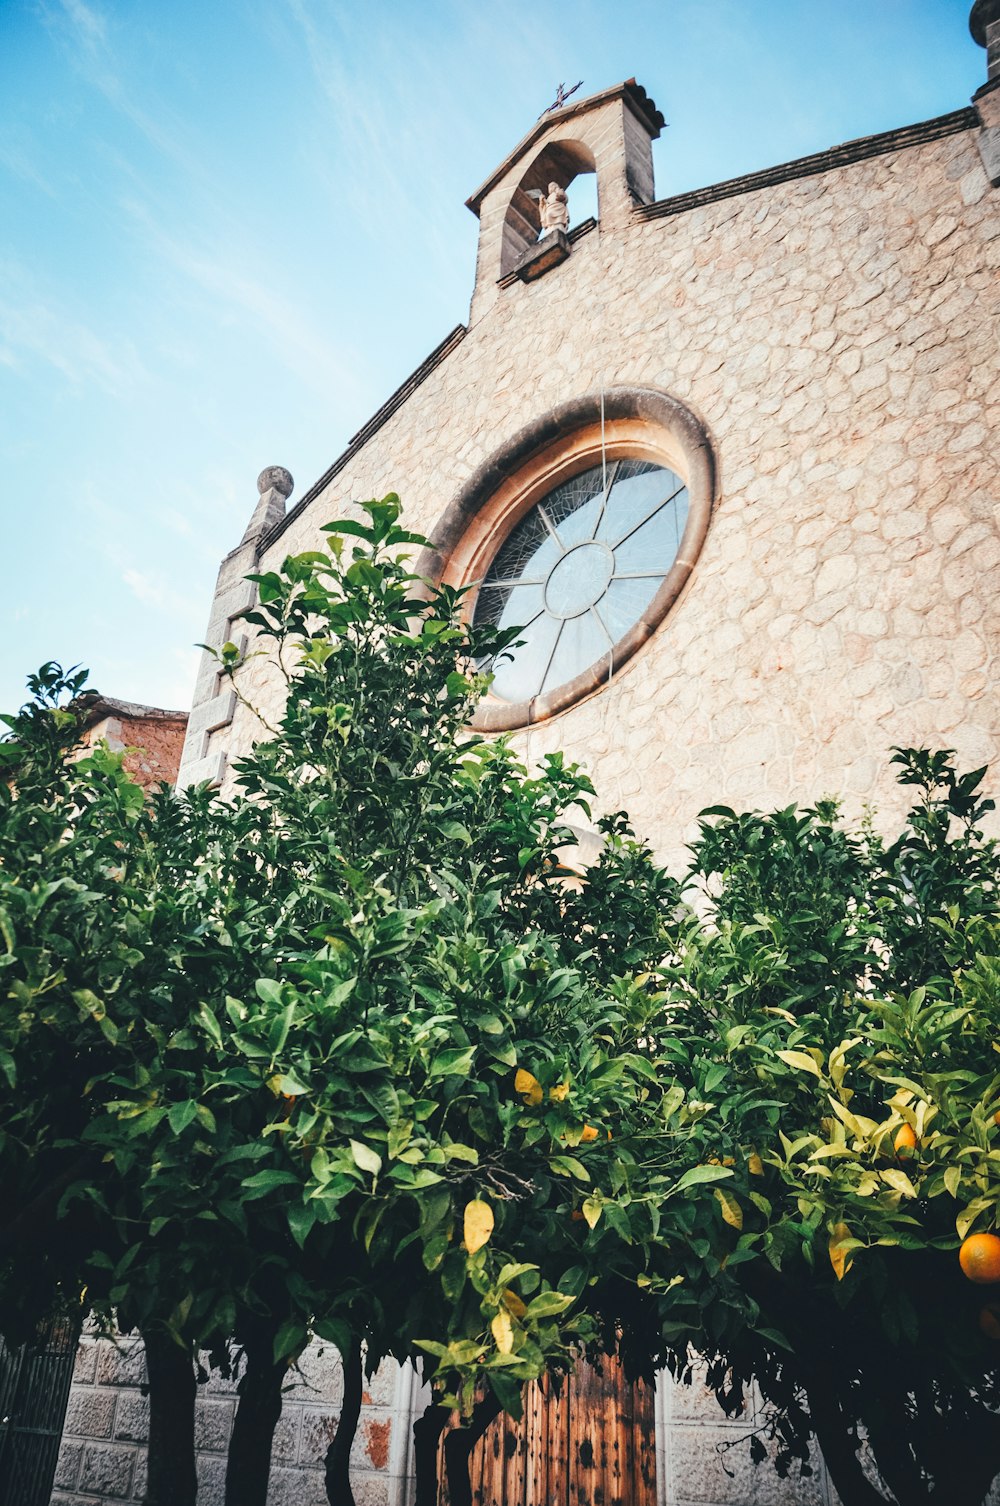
473;459;689;706
419;387;717;730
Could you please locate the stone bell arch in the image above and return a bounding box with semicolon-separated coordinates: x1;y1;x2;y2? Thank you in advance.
465;79;665;323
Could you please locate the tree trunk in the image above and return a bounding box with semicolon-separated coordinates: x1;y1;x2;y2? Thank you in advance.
412;1400;448;1506
142;1326;197;1506
442;1392;503;1506
225;1322;288;1506
324;1336;362;1506
799;1364;889;1506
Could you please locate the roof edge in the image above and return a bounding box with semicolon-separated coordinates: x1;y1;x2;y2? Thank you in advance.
262;324;467;554
637;107;977;223
78;695;189;725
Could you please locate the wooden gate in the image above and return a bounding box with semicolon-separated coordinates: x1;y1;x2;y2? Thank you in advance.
441;1352;656;1506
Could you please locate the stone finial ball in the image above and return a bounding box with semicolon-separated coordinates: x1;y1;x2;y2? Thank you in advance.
971;0;1000;45
257;465;294;498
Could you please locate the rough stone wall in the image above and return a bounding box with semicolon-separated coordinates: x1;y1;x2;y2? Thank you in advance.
81;708;188;792
221;122;999;879
52;1334;410;1506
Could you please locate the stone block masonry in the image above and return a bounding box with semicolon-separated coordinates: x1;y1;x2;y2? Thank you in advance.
51;1335;410;1506
221;116;999;884
54;1337;872;1505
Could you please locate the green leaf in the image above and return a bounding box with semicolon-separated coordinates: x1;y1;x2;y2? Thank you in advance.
167;1101;199;1135
241;1169;301;1199
273;1320;307;1364
775;1050;823;1078
428;1046;475;1078
350;1140;382;1176
525;1290;575;1320
287;1200;317;1249
195;1004;223;1048
313;1316;352;1353
548;1155;590;1181
673;1164;734;1193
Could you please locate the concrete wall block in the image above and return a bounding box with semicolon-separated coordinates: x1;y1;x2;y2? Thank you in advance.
670;1422;762;1503
349;1475;392;1506
113;1389;149;1444
752;1448;827;1506
291;1343;346;1406
194;1397;236;1452
130;1448;147;1503
54;1439;84;1491
271;1406;301;1465
266;1465;331;1506
186;688;237;739
215;542;260;592
95;1340;146;1389
202;1349;242;1394
177;747;227;790
73;1338;99;1385
349;1411;392;1475
363;1359;397;1408
212;578;257;627
298;1405;340;1469
64;1388;118;1440
78;1443;136;1499
196;1451;227;1506
669;1373;748;1427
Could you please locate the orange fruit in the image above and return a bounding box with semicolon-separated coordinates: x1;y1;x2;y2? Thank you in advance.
580;1124;599;1143
959;1232;1000;1284
979;1303;1000;1341
893;1124;918;1157
994;1111;1000;1128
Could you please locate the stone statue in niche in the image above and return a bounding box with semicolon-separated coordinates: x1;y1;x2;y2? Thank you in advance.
536;181;570;237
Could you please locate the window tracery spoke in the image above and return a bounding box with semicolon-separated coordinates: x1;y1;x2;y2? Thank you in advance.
610;482;686;551
538;505;567;552
591;602;615;650
537;619;566;698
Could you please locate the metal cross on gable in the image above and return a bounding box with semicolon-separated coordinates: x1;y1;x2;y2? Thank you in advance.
542;80;583;115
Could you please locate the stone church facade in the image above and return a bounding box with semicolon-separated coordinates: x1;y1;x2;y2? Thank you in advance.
54;6;998;1504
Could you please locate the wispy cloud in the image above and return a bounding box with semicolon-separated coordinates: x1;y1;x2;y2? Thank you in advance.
0;258;147;393
37;0;215;185
121;567;201;620
119;197;356;400
0;128;58;197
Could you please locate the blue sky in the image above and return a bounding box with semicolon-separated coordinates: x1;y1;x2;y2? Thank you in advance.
0;0;985;714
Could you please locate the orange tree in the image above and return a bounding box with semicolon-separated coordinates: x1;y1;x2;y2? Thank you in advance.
0;503;684;1506
611;755;1000;1506
6;500;1000;1506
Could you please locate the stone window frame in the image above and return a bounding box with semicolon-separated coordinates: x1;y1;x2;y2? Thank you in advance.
419;387;717;732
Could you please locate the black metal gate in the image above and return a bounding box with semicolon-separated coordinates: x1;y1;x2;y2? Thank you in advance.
0;1318;78;1506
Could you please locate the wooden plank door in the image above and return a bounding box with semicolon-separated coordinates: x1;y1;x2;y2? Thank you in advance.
440;1351;656;1506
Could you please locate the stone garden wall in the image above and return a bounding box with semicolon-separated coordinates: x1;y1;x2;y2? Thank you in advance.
53;1335;851;1506
51;1334;415;1506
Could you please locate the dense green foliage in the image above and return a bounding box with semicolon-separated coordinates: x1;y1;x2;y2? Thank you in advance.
2;498;1000;1506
